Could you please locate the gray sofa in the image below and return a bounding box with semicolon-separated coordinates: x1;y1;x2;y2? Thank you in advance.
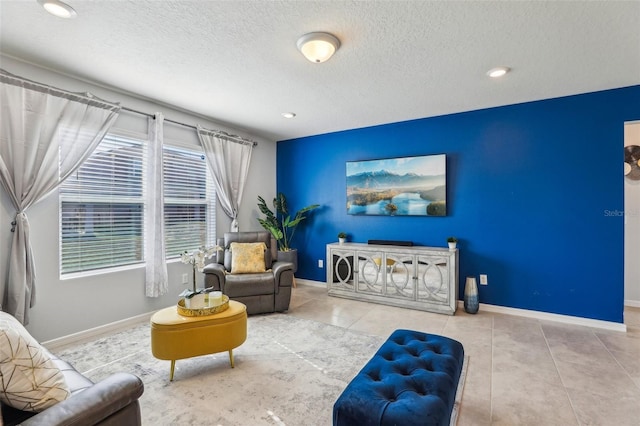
2;347;144;426
203;232;294;314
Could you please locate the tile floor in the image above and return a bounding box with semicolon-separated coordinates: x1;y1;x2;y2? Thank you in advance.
288;283;640;426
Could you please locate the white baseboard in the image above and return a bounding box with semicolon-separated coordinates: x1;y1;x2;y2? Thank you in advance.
625;299;640;308
297;279;627;332
42;281;630;349
455;300;626;332
41;309;161;351
295;278;326;288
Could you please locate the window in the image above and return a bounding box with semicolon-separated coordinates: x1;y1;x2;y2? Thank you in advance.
60;133;217;276
163;145;216;258
60;134;144;274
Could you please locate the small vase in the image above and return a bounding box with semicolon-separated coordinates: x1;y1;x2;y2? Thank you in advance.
464;277;479;314
209;291;223;307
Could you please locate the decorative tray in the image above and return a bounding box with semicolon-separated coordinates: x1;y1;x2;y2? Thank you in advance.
177;294;229;317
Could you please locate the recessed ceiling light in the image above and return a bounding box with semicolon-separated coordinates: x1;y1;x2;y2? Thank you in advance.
281;112;296;119
487;67;510;78
37;0;77;19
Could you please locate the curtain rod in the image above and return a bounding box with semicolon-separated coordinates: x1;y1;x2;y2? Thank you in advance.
122;106;258;147
1;68;120;111
0;68;256;146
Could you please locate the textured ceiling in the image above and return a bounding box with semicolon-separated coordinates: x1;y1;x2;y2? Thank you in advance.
1;1;639;141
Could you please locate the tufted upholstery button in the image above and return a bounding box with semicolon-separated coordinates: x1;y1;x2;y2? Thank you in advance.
334;329;464;426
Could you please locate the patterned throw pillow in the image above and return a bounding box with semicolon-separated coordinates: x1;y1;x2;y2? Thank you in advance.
230;242;267;274
0;312;70;412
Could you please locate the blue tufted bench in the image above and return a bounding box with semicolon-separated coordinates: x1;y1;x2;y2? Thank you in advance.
333;329;465;426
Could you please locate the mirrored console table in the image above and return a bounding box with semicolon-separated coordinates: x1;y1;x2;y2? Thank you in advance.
326;242;458;315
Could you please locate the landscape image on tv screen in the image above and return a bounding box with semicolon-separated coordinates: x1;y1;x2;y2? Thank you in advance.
346;154;446;216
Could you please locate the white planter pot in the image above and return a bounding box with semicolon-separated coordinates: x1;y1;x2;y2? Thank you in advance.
339;238;346;245
448;242;457;250
186;293;206;309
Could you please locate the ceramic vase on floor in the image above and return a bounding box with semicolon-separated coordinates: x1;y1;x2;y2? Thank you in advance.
464;277;479;314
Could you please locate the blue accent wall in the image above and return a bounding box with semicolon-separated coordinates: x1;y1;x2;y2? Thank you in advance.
277;86;640;323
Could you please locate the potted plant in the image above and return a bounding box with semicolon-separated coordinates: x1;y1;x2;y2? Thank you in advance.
257;193;320;272
179;245;218;308
338;232;347;245
447;236;458;250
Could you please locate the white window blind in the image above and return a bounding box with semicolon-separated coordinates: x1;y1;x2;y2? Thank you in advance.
163;145;216;258
60;134;144;274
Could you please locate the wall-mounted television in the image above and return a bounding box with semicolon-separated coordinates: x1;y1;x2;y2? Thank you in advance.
346;154;446;216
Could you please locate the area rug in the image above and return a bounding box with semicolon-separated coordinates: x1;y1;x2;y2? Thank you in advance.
54;313;389;426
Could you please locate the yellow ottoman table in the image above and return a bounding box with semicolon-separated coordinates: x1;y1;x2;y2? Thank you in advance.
150;300;247;381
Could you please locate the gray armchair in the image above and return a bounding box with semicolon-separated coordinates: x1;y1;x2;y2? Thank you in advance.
2;349;143;426
202;232;294;315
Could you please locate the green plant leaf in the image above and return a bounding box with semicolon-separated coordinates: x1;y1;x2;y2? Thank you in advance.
298;204;320;214
274;192;288;216
287;217;305;227
256;193;319;251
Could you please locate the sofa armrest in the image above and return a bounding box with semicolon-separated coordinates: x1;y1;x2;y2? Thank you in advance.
272;261;294;293
203;263;226;290
20;373;144;426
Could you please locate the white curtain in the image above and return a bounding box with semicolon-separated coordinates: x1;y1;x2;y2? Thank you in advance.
145;113;168;297
197;126;254;232
0;69;120;324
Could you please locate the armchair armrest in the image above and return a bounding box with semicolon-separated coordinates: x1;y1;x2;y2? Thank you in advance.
203;263;226;290
21;372;144;426
272;261;294;293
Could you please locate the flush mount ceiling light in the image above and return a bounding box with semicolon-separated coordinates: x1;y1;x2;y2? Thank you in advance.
487;66;510;78
37;0;77;19
281;112;296;119
296;32;340;63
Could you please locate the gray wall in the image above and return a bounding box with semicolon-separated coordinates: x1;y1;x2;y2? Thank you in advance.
0;55;276;341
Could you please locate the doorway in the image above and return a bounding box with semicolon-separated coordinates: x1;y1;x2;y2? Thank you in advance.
624;121;640;307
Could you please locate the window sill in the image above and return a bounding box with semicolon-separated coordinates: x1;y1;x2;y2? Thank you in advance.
59;257;193;281
60;262;144;281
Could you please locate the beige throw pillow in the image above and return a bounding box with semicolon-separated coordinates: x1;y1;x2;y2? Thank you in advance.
230;242;267;274
0;312;70;412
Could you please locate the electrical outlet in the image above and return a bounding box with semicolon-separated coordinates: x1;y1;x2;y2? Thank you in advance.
480;274;488;285
318;259;324;268
182;273;188;284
